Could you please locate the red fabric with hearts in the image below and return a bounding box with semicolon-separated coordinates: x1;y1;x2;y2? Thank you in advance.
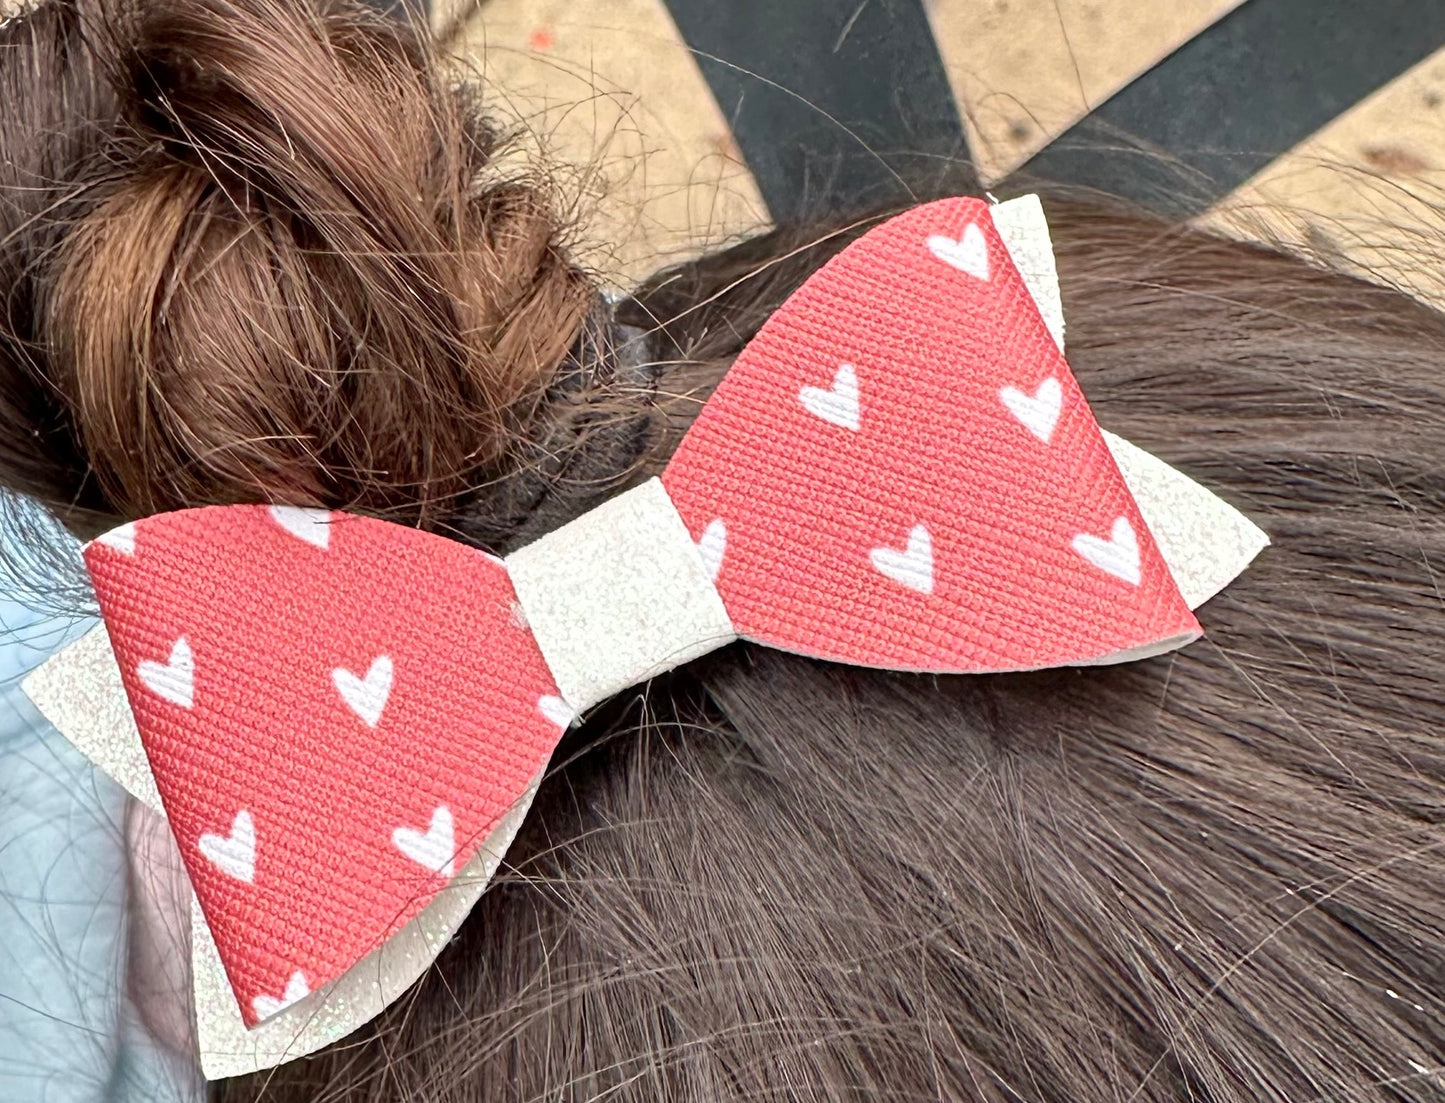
86;509;565;1025
662;196;1199;669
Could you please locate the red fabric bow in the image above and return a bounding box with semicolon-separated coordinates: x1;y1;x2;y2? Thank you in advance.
86;197;1197;1025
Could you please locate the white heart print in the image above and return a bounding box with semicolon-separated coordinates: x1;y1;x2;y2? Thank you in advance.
1000;377;1063;443
1073;517;1141;585
269;505;333;550
198;809;256;883
137;638;195;709
538;695;575;729
332;656;393;727
926;223;990;281
392;806;456;878
799;364;861;431
870;524;934;594
94;521;138;555
252;971;310;1021
695;519;727;581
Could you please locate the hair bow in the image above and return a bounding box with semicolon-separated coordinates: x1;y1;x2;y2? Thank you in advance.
24;195;1266;1075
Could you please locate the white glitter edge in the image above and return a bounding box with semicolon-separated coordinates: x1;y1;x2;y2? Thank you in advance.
992;194;1065;351
1104;431;1270;609
995;194;1268;604
24;624;548;1079
195;777;541;1080
22;624;164;813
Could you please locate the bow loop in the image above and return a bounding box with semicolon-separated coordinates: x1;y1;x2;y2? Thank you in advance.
662;197;1199;670
86;506;566;1025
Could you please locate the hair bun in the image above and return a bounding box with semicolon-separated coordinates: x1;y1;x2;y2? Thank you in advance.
1;0;592;532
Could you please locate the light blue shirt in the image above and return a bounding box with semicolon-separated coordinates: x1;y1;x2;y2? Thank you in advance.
0;533;204;1102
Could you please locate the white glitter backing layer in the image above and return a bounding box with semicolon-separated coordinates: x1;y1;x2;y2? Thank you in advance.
506;476;737;712
1104;432;1269;609
992;193;1065;350
23;625;162;812
191;779;538;1080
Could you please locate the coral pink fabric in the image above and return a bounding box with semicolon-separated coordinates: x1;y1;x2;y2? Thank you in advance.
664;196;1198;669
86;511;565;1025
85;195;1198;1029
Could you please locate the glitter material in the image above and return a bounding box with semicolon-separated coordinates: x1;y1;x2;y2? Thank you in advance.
659;196;1200;671
22;626;544;1078
85;507;564;1029
22;625;163;812
506;477;737;712
1103;432;1269;608
191;777;538;1079
993;193;1269;605
992;194;1065;350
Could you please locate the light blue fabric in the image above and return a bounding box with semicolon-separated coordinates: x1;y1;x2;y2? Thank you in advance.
0;586;205;1102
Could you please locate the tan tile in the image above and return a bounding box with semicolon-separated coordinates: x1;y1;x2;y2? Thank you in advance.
926;0;1244;185
443;0;769;288
1200;46;1445;309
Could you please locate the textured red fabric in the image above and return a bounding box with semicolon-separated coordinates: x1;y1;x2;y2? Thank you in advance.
85;509;565;1025
662;196;1199;670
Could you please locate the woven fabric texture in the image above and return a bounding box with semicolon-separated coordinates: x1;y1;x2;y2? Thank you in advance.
85;509;566;1026
663;196;1199;670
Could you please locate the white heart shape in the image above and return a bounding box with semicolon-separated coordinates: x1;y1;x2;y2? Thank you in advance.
999;377;1063;443
927;223;990;280
695;519;726;581
392;806;455;878
94;522;138;555
137;638;194;709
799;364;861;431
252;971;310;1022
538;695;575;729
198;810;256;883
269;506;333;550
332;656;393;727
870;524;934;594
1072;517;1141;585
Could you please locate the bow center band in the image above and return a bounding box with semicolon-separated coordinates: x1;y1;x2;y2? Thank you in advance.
505;477;738;713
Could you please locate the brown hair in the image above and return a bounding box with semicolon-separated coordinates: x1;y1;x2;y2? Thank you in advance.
2;1;1444;1101
1;0;595;538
